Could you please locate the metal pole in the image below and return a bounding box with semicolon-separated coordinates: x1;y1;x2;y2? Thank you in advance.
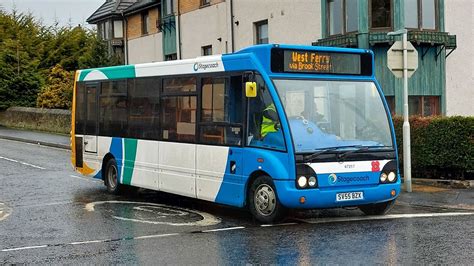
402;32;412;192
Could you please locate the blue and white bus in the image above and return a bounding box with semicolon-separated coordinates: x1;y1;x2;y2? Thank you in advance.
72;44;400;223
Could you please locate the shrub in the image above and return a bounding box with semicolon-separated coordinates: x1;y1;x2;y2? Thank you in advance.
393;116;474;180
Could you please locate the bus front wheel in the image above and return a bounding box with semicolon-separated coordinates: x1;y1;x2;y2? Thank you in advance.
248;176;287;223
104;158;122;194
359;199;395;215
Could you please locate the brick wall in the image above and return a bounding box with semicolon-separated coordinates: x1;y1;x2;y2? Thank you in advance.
180;0;225;15
127;7;161;40
127;13;142;40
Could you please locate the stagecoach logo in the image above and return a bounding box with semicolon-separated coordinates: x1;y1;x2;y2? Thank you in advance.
193;62;219;71
328;173;337;185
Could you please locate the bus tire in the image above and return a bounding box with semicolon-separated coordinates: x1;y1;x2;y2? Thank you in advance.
359;199;395;215
248;175;287;223
104;158;122;194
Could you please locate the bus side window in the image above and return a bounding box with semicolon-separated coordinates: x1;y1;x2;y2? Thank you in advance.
199;75;243;146
75;82;85;135
99;80;128;137
247;75;285;151
128;77;160;140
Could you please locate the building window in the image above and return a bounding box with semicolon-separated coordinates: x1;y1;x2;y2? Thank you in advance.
408;96;440;116
405;0;437;30
202;45;212;56
255;20;268;44
370;0;392;29
165;0;173;16
142;12;150;35
165;53;177;61
200;0;211;7
327;0;359;36
385;96;395;115
113;20;123;38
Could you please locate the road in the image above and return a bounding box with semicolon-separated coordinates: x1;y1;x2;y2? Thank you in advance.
0;138;473;264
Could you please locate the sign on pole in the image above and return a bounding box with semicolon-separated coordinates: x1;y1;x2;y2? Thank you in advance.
387;41;418;78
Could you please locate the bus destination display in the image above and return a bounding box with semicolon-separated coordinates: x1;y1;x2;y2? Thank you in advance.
271;49;372;76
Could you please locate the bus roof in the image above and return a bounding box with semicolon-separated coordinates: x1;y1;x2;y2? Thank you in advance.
76;44;374;82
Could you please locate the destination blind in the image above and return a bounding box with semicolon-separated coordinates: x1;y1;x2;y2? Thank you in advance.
271;48;373;76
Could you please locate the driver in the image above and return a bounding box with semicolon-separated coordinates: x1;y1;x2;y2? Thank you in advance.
260;103;280;138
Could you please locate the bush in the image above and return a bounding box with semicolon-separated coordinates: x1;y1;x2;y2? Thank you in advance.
393;116;474;180
36;64;73;109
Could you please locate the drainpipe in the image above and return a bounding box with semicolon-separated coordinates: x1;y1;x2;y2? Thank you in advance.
176;0;182;59
230;0;234;52
122;12;129;64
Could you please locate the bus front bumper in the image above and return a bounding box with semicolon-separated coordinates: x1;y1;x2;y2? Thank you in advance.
274;180;401;209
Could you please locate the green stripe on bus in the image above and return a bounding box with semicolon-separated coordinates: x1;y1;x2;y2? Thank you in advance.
122;139;138;185
78;65;136;81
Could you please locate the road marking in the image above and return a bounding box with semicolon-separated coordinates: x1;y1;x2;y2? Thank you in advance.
0;155;46;170
85;201;221;226
2;245;48;252
297;212;474;224
261;222;298;227
0;203;11;221
202;226;245;233
70;175;102;183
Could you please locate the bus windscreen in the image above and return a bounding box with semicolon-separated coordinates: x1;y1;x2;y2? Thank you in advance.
271;48;373;76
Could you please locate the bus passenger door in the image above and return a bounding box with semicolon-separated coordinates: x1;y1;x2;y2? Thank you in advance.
84;83;98;153
196;76;245;206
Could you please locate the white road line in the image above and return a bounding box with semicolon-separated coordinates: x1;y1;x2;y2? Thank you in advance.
298;212;474;224
201;226;245;233
70;239;110;245
69;175;102;183
2;245;48;252
261;222;298;227
0;156;46;170
134;233;180;240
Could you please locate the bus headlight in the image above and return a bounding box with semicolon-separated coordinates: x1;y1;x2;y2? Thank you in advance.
308;176;317;187
297;176;308;188
388;172;396;182
380;173;388;183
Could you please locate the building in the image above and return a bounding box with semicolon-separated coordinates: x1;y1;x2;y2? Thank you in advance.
444;0;473;116
121;0;320;64
315;0;457;116
88;0;471;116
86;0;137;64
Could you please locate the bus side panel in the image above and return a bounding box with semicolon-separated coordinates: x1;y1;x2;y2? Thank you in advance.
128;140;159;191
241;148;293;203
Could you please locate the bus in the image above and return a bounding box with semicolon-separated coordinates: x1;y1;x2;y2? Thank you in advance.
71;44;400;223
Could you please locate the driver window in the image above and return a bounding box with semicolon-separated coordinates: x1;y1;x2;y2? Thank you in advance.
247;74;285;151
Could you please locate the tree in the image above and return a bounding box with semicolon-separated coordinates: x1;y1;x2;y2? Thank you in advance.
36;64;73;109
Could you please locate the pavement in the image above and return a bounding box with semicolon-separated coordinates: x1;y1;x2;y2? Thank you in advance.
0;126;70;149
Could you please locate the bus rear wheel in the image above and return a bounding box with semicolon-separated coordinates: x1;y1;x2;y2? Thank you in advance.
359;199;395;215
104;158;122;194
248;175;287;223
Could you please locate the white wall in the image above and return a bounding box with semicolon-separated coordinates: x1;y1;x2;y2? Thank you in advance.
445;0;474;116
180;2;229;58
127;33;163;64
179;0;321;59
233;0;321;51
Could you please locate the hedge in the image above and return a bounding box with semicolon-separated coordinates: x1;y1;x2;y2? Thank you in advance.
392;116;474;180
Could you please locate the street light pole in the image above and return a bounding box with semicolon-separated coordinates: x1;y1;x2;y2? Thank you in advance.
388;29;412;192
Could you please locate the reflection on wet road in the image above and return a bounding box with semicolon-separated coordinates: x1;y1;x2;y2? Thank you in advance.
1;138;473;264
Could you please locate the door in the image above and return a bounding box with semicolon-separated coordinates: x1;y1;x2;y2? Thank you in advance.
84;83;98;153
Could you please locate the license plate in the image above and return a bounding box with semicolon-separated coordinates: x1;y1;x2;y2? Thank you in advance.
336;192;364;202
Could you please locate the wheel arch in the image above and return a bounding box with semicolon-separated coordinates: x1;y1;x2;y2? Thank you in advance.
244;170;272;207
101;153;115;180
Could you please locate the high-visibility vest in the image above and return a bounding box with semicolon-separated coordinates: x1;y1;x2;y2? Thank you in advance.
261;104;278;138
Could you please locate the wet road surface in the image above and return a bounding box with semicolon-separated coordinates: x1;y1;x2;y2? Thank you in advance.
1;138;473;264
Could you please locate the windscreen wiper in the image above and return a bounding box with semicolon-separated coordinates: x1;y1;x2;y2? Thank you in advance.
303;145;367;162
